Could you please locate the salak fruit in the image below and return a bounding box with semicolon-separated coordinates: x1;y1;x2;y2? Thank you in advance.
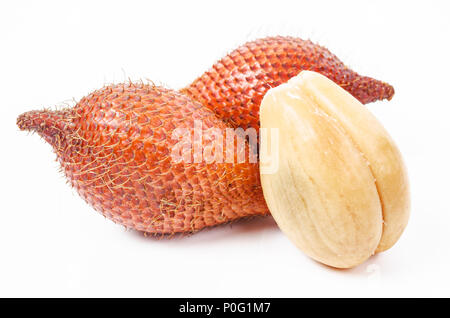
18;85;269;234
259;71;410;268
181;36;394;131
17;36;397;238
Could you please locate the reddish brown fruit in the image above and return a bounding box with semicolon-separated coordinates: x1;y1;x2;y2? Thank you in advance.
181;36;395;130
17;84;269;234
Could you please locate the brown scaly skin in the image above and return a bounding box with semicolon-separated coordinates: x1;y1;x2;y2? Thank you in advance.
18;84;269;234
181;36;394;131
17;36;395;234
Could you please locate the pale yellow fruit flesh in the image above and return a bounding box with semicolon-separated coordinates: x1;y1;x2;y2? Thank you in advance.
297;71;410;252
259;71;410;268
260;76;383;268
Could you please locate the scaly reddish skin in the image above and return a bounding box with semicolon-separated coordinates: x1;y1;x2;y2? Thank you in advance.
17;84;269;234
181;36;394;130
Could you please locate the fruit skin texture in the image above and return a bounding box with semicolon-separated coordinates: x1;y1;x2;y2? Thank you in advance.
259;71;410;268
181;36;395;131
17;84;269;234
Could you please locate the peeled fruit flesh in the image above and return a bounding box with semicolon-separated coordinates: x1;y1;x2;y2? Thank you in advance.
259;71;410;268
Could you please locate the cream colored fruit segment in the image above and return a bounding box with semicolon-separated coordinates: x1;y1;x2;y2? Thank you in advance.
259;78;383;268
259;71;410;268
294;71;410;252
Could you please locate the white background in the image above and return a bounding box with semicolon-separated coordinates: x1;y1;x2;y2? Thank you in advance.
1;0;449;297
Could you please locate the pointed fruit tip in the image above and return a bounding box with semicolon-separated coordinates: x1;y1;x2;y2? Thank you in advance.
385;82;395;101
17;109;73;146
17;110;46;133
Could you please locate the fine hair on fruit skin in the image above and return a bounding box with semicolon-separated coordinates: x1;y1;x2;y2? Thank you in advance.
17;36;397;237
18;84;269;234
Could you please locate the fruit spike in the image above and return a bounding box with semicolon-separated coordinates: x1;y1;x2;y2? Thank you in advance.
181;36;395;130
18;83;269;234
